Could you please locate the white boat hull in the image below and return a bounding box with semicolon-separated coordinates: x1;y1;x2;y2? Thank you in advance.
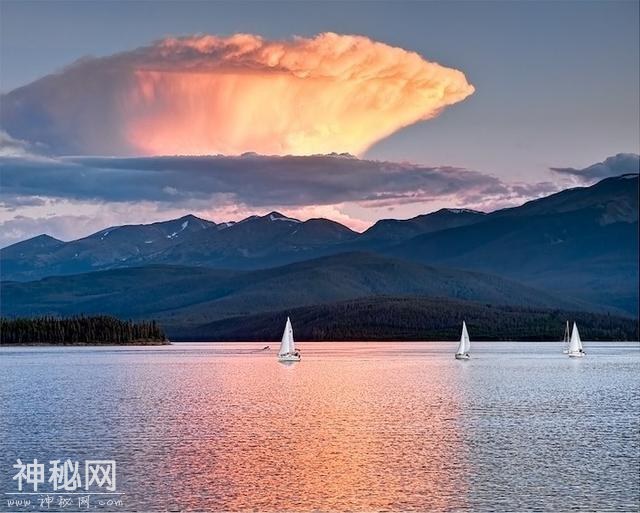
278;354;301;362
455;353;470;360
568;352;585;358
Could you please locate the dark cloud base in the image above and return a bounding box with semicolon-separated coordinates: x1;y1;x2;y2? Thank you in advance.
1;153;554;209
551;153;639;182
2;150;635;247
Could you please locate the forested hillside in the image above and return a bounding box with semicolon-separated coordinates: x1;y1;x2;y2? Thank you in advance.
0;316;168;345
177;296;639;341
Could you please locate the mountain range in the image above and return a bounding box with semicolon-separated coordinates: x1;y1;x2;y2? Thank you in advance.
1;251;589;328
1;174;638;338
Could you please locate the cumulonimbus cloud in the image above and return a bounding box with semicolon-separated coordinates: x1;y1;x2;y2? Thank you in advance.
0;33;474;156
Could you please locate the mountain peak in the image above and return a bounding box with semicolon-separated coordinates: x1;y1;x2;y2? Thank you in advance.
1;233;64;253
172;214;217;229
178;213;206;222
32;234;62;243
265;211;302;223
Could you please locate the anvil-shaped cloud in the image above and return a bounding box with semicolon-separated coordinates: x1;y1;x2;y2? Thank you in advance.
0;33;474;156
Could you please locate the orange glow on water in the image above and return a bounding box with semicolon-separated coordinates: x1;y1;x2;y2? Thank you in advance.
154;344;471;511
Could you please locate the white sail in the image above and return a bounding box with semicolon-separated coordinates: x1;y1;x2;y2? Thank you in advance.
568;322;583;354
562;320;570;353
456;321;471;354
289;320;296;353
278;317;295;356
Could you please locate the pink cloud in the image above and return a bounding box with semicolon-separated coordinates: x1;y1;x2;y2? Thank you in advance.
1;33;474;157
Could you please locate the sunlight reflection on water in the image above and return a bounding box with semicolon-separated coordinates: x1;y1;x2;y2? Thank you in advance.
1;342;639;512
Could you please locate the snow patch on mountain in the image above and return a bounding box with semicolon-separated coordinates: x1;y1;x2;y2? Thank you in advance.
166;220;190;239
269;214;301;223
444;208;483;215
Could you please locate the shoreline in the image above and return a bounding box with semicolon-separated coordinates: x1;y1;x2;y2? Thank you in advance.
168;337;640;343
0;340;171;346
4;340;638;346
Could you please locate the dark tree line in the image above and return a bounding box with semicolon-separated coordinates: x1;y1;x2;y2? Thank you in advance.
0;316;167;345
180;296;640;341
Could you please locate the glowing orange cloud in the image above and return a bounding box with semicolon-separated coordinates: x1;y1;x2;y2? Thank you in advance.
1;33;475;157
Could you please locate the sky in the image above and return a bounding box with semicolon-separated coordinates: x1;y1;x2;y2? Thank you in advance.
0;0;639;246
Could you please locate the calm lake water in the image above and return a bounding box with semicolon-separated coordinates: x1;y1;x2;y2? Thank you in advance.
1;342;639;512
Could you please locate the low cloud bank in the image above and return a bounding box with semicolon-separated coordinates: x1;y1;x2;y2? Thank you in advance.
4;149;631;247
551;153;639;182
1;153;541;209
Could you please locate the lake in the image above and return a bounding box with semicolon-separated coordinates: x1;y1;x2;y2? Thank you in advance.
1;342;639;512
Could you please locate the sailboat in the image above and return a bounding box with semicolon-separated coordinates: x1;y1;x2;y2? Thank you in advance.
567;322;586;358
562;321;570;354
278;317;301;362
455;321;471;360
